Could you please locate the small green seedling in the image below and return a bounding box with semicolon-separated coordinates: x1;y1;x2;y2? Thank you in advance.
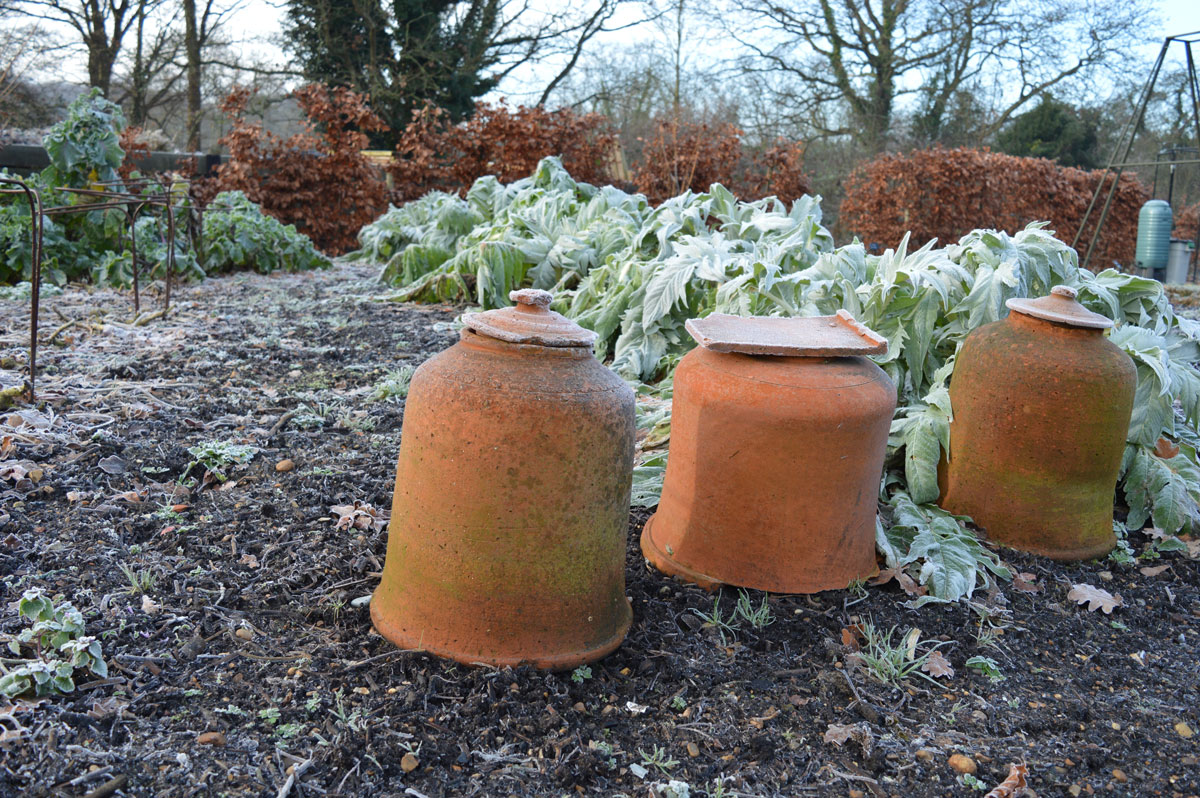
291;404;327;430
571;665;592;684
0;589;107;698
965;655;1004;682
638;744;679;775
118;563;156;596
153;505;184;523
852;618;951;688
369;367;415;402
276;722;303;739
733;589;774;629
692;594;741;645
590;739;617;769
185;440;258;482
961;773;988;791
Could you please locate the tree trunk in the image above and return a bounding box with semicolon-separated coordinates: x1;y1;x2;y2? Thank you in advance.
86;33;113;95
130;1;147;125
184;0;202;151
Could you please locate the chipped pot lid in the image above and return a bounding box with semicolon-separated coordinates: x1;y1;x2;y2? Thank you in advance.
463;289;598;348
1006;285;1114;330
685;310;888;357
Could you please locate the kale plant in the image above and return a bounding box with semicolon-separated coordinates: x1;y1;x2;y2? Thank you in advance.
202;192;330;275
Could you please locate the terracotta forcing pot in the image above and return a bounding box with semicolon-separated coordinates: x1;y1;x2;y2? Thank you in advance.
370;289;635;669
938;285;1136;560
641;311;896;593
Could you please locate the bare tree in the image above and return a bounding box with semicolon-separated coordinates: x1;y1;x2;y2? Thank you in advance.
727;0;1153;152
120;0;181;126
532;1;660;106
181;0;243;151
0;14;67;129
14;0;154;95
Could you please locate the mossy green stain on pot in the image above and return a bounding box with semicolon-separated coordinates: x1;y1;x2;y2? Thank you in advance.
371;293;635;669
939;306;1136;561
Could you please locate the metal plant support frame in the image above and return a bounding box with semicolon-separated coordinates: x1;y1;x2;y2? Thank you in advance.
1073;31;1200;277
0;176;43;401
0;175;189;401
50;178;187;316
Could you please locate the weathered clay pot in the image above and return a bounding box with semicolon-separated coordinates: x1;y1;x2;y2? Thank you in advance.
938;285;1136;560
641;311;896;593
371;289;635;669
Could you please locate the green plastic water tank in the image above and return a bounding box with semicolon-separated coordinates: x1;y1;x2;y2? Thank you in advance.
1136;200;1172;274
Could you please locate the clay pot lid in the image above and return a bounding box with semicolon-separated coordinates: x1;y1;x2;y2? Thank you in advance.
685;310;888;356
1006;285;1114;330
463;289;599;348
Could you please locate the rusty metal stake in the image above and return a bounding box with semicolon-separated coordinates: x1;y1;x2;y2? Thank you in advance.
0;176;43;401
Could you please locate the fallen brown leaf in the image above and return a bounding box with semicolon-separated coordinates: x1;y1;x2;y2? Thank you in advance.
1139;564;1170;577
870;567;927;596
1154;437;1180;459
840;627;862;651
1012;572;1042;593
330;501;389;532
984;762;1029;798
97;455;126;475
1067;583;1122;614
823;722;873;756
921;649;954;679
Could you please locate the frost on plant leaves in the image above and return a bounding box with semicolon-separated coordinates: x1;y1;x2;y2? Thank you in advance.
879;495;1009;605
1;589;106;698
186;440;259;483
330;501;389;532
921;650;954;679
1067;583;1123;614
359;158;1200;602
964;655;1004;682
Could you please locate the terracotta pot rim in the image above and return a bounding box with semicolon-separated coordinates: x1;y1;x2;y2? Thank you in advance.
641;513;723;591
989;533;1117;562
642;514;880;594
692;352;891;391
370;597;633;671
1007;311;1105;336
459;329;596;358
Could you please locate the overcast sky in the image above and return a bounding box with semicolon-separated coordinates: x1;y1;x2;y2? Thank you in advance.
223;0;1199;97
16;0;1200;104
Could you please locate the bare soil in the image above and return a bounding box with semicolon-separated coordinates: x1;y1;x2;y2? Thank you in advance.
1;263;1198;798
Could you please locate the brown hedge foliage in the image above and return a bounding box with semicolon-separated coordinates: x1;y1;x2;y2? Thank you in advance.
388;103;618;202
117;126;150;182
210;84;389;254
632;117;811;205
1175;202;1199;243
840;147;1149;266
